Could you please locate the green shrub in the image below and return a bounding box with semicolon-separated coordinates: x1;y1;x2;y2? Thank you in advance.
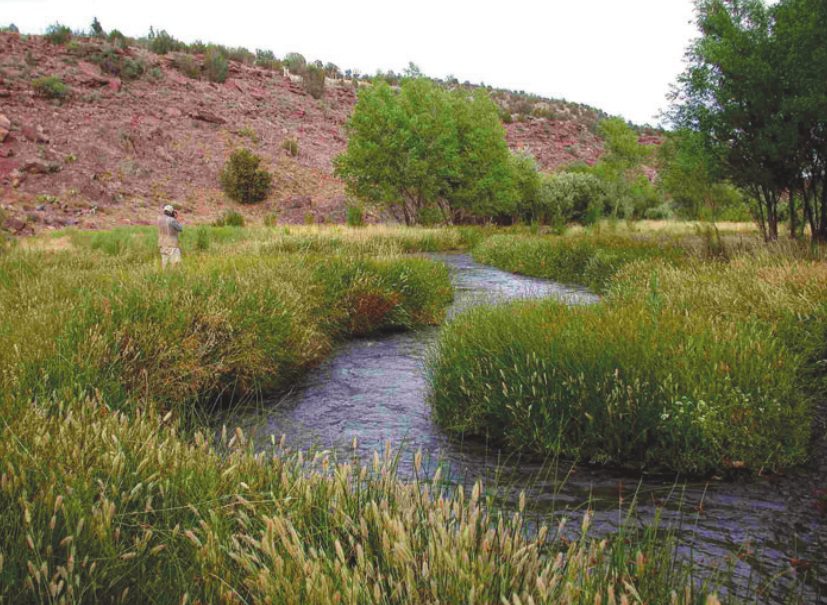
346;203;365;227
172;53;200;79
283;51;306;73
204;47;228;83
282;137;299;156
302;63;325;99
44;22;72;45
93;47;144;80
147;28;181;55
108;29;128;48
32;75;69;99
220;148;272;204
213;209;245;227
538;172;607;227
255;49;282;70
263;212;279;227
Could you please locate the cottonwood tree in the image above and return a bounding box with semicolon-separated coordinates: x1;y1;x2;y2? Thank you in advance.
335;79;516;224
774;0;827;241
669;0;818;241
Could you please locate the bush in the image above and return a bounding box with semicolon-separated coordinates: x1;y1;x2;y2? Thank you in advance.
32;75;69;99
283;52;306;73
255;49;282;71
538;172;607;227
44;22;71;45
108;29;128;49
148;28;181;55
93;47;145;80
213;209;245;227
172;53;200;79
302;63;326;99
220;148;272;204
204;47;228;83
282;137;299;156
346;203;365;227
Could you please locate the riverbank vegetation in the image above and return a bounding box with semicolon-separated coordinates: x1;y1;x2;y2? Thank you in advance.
430;230;827;475
0;224;749;603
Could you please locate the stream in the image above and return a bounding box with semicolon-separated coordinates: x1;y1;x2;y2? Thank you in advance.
241;253;826;603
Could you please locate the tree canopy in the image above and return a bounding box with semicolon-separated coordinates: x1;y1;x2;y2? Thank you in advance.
335;79;516;224
670;0;827;241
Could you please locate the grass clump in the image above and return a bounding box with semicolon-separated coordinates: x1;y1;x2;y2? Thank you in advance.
220;148;272;204
432;235;827;475
473;233;686;292
213;209;245;227
32;75;69;100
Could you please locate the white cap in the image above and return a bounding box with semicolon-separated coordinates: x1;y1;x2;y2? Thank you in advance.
163;204;175;215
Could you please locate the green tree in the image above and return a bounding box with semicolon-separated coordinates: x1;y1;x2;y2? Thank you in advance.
773;0;827;241
447;89;517;221
336;79;518;225
90;17;104;37
669;0;797;240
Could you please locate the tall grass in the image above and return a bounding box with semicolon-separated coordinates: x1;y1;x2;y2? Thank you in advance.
432;234;827;475
0;230;453;421
473;233;687;292
0;397;736;604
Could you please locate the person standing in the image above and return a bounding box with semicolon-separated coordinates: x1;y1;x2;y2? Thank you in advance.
158;204;183;269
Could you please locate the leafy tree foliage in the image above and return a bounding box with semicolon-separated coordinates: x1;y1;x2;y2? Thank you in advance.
335;79;517;225
670;0;827;241
538;173;607;227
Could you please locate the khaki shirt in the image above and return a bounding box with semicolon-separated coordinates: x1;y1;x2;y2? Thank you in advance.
157;214;183;248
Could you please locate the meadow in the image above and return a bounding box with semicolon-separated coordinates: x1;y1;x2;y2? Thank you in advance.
0;222;820;602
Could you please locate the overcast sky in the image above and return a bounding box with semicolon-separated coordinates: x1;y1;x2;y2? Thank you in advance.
2;0;699;125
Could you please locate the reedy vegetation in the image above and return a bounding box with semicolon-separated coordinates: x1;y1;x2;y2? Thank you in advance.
431;232;827;474
1;224;815;602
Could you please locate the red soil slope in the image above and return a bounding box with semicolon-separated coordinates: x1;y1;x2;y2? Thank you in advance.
0;32;611;234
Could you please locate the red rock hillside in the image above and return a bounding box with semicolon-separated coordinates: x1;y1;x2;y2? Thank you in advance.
0;31;624;234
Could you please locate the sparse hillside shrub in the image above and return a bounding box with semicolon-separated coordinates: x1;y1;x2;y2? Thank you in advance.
32;75;69;99
255;49;282;70
220;148;272;204
213;209;245;227
282;137;299;156
147;27;182;55
346;203;365;227
107;29;128;49
172;53;200;79
44;23;72;45
263;212;279;227
93;47;145;80
204;47;228;83
302;63;325;99
283;52;307;73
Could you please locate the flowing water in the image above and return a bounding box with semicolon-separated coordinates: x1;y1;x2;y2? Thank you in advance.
242;253;826;603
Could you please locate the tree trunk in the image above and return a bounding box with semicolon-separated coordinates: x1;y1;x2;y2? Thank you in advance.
789;190;798;239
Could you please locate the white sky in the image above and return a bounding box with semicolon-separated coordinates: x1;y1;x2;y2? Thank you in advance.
1;0;699;125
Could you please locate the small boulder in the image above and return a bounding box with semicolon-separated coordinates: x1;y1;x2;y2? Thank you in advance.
0;113;9;142
2;217;27;233
189;109;226;124
22;159;60;174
